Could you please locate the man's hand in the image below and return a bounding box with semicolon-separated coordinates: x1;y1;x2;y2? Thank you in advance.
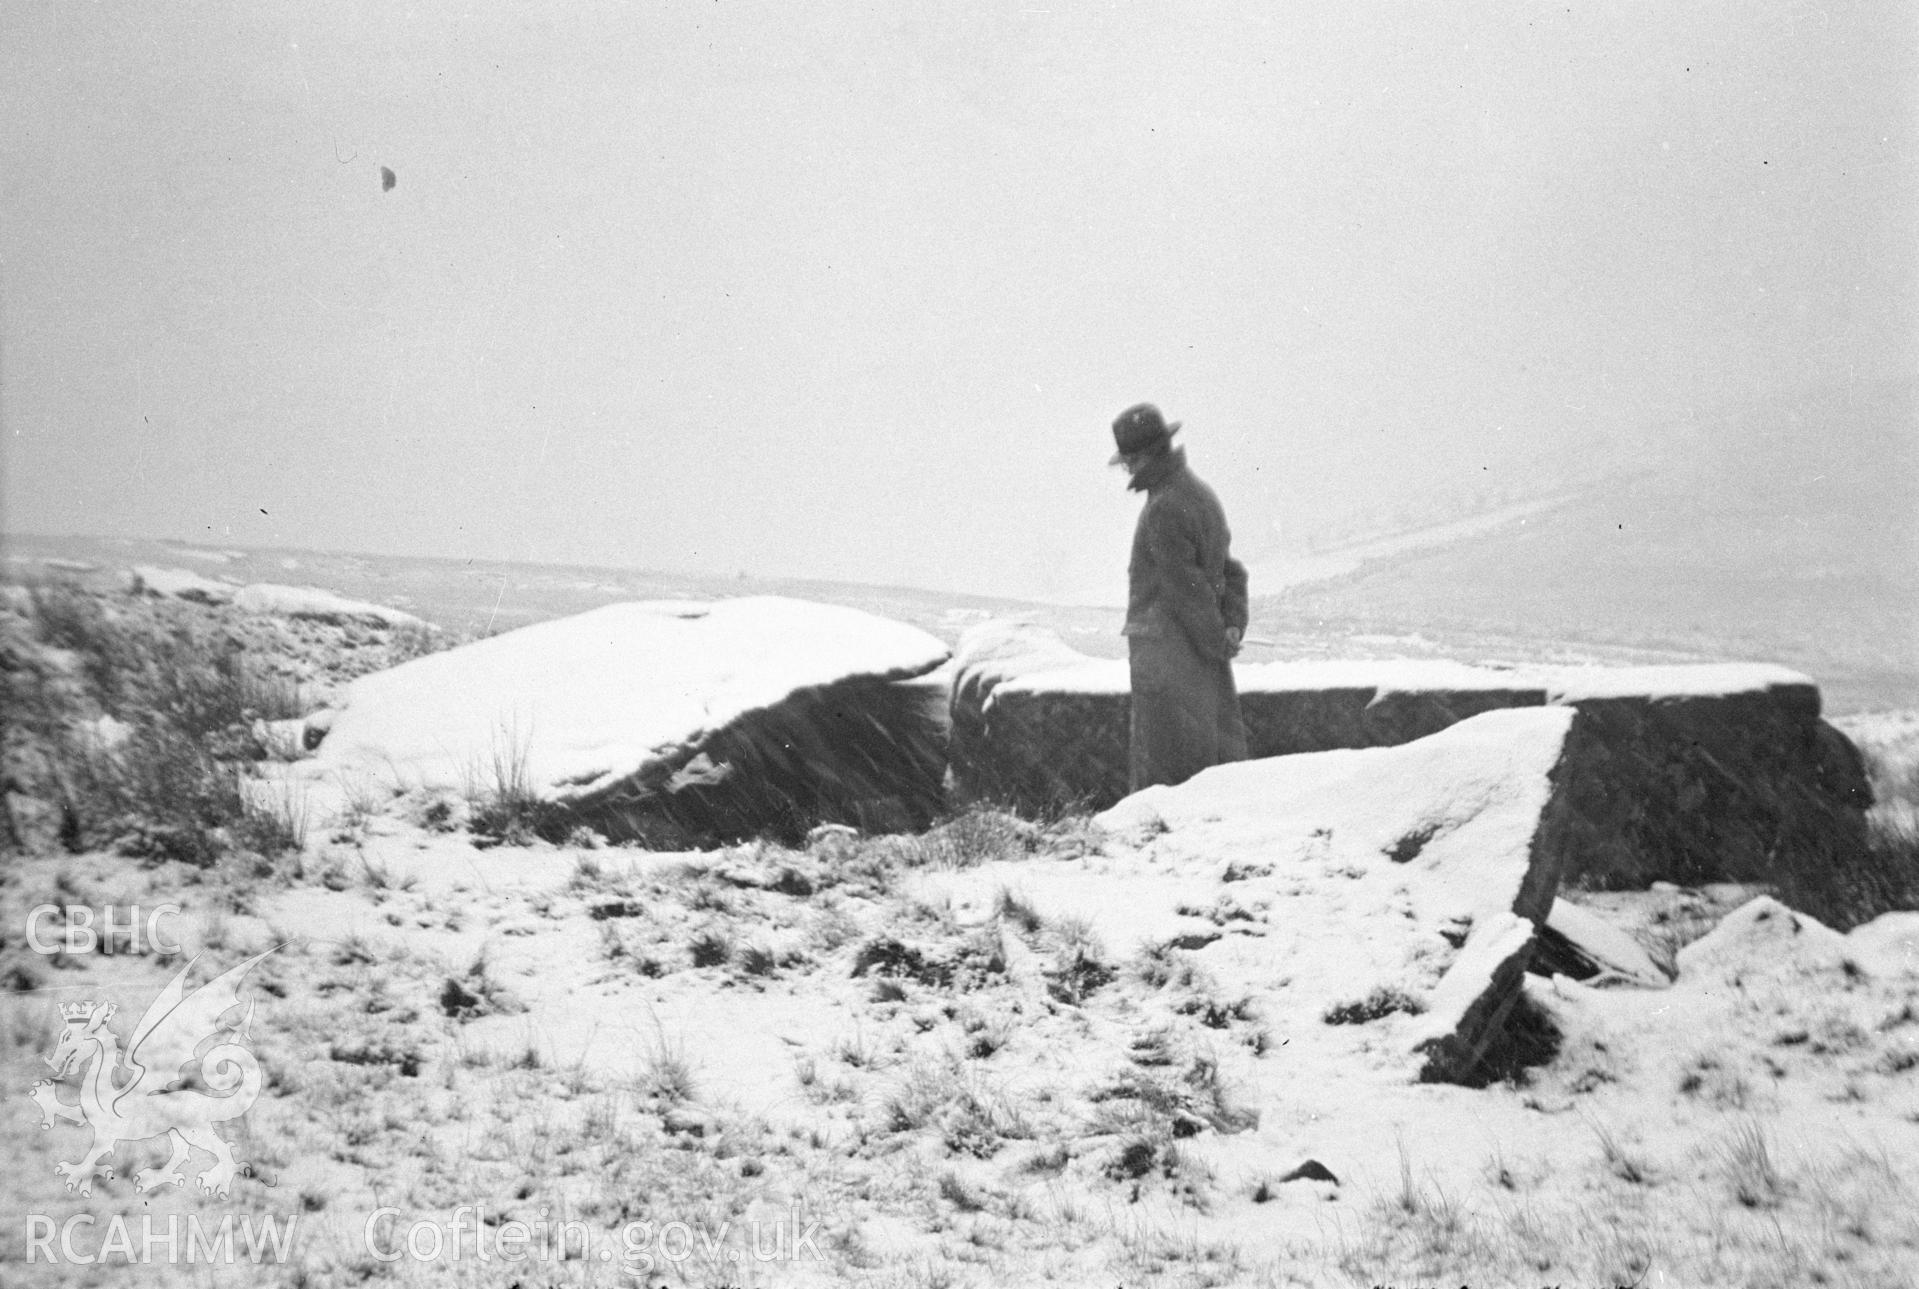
1224;627;1243;658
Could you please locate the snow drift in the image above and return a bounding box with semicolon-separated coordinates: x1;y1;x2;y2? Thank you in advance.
309;597;951;844
948;620;1874;902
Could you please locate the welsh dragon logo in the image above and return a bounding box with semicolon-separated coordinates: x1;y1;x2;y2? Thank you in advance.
28;949;275;1198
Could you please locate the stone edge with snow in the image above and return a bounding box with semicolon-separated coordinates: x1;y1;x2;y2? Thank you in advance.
1085;707;1580;1083
306;596;952;844
949;619;1874;896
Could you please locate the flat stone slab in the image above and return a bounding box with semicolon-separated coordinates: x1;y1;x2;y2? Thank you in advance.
1533;898;1673;987
948;620;1871;897
308;596;951;842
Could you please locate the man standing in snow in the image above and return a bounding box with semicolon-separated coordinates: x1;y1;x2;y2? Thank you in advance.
1111;403;1250;792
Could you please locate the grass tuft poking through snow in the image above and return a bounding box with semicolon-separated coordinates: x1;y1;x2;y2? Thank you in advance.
1721;1118;1788;1209
1322;983;1426;1025
633;1025;698;1106
466;718;572;845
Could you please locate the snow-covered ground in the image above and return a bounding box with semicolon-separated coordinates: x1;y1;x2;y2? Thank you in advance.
7;780;1917;1287
5;552;1918;1287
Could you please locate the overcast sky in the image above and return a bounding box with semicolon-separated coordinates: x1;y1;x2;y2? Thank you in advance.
3;2;1913;604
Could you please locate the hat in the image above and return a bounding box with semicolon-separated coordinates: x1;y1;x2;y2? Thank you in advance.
1109;403;1181;464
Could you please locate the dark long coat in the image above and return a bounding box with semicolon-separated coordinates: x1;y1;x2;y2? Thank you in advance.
1122;447;1250;792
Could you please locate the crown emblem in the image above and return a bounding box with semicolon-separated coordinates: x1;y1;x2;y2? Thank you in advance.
59;1002;97;1023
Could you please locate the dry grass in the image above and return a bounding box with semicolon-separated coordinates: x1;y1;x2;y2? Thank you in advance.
633;1025;698;1105
466;718;572;845
881;1055;1034;1157
1720;1118;1787;1209
6;584;312;865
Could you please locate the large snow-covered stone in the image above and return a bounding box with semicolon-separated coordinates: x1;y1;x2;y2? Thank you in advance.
1543;674;1873;908
233;582;424;628
923;707;1581;1083
1106;707;1580;1082
947;623;1565;814
311;597;951;843
130;565;237;604
946;621;1128;812
947;621;1873;901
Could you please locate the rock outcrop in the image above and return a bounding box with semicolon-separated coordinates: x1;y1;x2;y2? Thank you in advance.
309;597;951;844
231;583;425;628
946;621;1129;814
921;706;1585;1084
948;621;1874;905
129;565;237;605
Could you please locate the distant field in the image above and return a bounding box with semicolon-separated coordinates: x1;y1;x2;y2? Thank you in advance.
1265;381;1918;715
1271;494;1916;715
0;531;1130;657
0;531;1763;671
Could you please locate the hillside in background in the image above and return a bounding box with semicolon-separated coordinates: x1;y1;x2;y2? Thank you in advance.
0;531;1130;661
1265;379;1918;713
7;378;1911;714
